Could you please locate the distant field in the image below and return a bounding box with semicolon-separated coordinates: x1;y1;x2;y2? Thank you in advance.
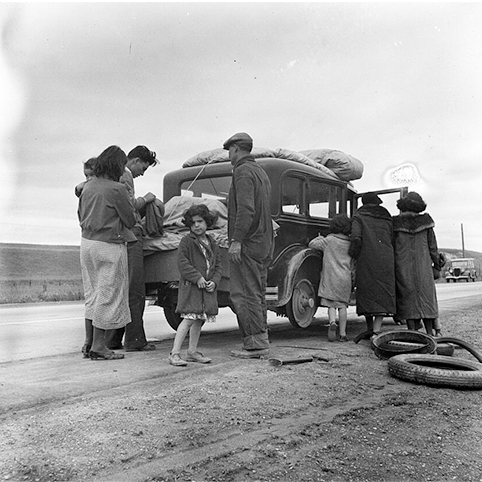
0;243;83;303
0;243;480;304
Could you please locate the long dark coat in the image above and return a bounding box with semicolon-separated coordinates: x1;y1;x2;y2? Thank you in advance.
392;212;439;319
349;204;396;316
176;232;222;316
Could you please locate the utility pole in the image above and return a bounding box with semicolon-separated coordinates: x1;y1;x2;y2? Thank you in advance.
461;223;465;257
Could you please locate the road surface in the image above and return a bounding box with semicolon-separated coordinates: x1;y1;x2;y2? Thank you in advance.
0;282;480;364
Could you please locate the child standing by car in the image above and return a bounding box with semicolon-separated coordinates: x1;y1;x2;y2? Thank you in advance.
309;214;354;342
168;204;223;366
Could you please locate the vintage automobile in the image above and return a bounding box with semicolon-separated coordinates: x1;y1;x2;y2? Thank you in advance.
144;157;406;330
445;258;478;282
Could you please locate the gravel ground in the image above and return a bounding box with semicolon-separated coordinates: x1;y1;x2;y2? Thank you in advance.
2;297;482;482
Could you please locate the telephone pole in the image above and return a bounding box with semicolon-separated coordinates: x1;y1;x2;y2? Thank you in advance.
461;223;465;257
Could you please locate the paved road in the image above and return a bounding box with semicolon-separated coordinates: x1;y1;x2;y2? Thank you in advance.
0;282;480;364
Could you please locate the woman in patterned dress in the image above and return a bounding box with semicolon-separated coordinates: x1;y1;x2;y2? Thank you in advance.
78;145;136;360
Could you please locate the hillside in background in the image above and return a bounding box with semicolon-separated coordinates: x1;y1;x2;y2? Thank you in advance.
0;243;81;281
1;243;481;282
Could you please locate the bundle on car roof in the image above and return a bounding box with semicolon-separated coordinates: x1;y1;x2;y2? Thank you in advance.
182;147;364;182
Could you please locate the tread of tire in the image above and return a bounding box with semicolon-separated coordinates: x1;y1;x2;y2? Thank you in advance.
388;354;482;389
385;340;454;356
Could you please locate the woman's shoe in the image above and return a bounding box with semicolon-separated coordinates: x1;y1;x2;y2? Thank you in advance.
81;344;91;358
90;351;124;360
338;335;349;342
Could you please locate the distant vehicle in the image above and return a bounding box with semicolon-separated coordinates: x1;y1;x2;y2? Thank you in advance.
445;258;477;282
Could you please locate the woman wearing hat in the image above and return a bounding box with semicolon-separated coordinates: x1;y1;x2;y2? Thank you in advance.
392;191;442;335
349;192;396;337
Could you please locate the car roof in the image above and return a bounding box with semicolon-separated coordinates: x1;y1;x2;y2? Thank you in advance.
165;157;351;184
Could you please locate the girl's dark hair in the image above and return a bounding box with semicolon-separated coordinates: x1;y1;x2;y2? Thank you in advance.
182;204;217;228
84;157;97;171
93;146;127;181
330;214;352;235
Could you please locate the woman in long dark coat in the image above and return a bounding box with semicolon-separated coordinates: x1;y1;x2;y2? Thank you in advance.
392;191;441;335
349;192;396;337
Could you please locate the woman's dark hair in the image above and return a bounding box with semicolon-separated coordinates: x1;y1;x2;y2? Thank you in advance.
397;192;427;213
182;204;217;228
93;146;127;181
330;214;352;236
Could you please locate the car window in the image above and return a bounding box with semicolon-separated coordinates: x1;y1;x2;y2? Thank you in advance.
308;181;343;219
282;176;304;215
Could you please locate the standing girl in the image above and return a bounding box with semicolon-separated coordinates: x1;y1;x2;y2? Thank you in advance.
309;214;354;342
168;204;222;366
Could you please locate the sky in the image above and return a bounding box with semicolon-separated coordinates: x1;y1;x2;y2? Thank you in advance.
0;2;481;251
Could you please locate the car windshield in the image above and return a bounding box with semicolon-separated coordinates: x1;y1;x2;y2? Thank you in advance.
180;176;232;201
452;260;474;268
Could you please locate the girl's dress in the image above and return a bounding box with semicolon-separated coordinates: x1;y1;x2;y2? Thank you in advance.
181;239;216;323
309;233;353;308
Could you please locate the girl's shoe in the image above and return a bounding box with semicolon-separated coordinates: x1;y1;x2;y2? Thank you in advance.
168;353;187;366
90;351;124;360
338;335;349;342
81;344;91;358
328;323;337;342
186;351;212;363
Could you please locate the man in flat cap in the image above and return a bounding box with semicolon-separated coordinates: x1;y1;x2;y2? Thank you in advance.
224;132;274;358
105;145;160;352
349;192;396;339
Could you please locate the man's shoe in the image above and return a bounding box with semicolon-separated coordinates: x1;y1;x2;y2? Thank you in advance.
328;323;337;342
168;353;187;367
230;348;269;359
186;351;212;364
125;343;156;352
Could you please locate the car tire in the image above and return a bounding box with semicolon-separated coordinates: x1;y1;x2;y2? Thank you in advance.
371;330;437;359
388;354;482;389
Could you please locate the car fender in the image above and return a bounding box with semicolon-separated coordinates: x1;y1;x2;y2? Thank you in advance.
267;244;322;308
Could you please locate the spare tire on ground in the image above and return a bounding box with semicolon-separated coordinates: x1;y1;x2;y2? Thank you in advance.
384;340;455;357
388;354;482;389
371;330;437;359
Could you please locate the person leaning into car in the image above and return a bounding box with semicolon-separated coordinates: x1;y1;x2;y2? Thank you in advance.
104;145;160;353
224;132;274;359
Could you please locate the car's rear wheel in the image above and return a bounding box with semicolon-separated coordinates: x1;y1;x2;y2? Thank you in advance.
286;278;317;329
164;306;182;331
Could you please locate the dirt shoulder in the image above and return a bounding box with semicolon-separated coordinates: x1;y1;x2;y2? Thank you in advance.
2;300;482;482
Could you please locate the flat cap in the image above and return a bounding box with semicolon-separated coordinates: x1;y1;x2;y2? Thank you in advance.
361;192;383;205
222;132;253;150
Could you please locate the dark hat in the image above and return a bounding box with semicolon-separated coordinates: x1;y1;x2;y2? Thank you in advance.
127;145;159;166
397;190;427;213
404;191;424;203
361;192;383;205
223;132;253;150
